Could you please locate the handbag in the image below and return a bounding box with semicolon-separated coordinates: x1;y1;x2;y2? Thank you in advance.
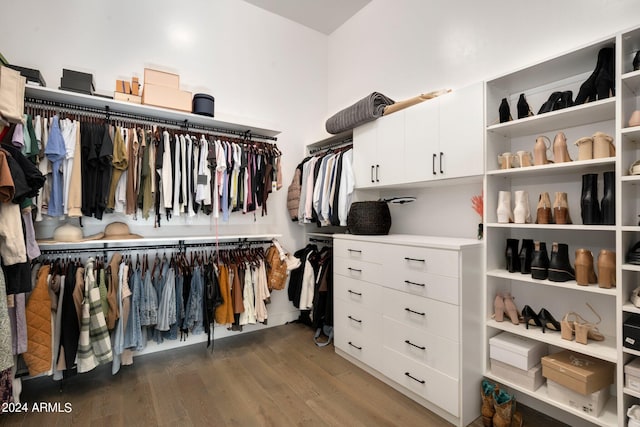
265;245;288;290
0;65;26;124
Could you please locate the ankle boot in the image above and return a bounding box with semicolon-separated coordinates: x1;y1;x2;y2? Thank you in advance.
553;192;572;224
497;191;513;223
535;192;553;224
575;249;598;286
513;190;531;224
581;174;601;225
597;249;616;288
519;239;534;274
574;136;594;161
552;132;572;163
533;136;552;165
493;388;516;427
601;171;615;225
548;242;575;282
575;47;614;105
505;239;521;273
481;380;497;427
499;98;512;123
531;241;550;280
517;93;533;119
595;50;615;100
593;132;615;159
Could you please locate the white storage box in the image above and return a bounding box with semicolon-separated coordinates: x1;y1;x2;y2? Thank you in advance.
625;358;640;392
490;358;545;391
547;379;609;417
489;332;548;370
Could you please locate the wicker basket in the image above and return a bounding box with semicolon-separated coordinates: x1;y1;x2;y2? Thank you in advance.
346;201;391;235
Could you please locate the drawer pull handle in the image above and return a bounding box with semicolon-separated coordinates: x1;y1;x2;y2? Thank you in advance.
348;315;362;323
348;249;362;254
405;372;426;384
348;341;362;350
405;307;426;317
404;280;426;287
405;340;426;351
348;290;362;296
348;267;362;273
404;257;426;263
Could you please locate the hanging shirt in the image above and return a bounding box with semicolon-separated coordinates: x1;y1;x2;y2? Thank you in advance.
45;116;67;217
338;149;354;226
161;130;172;210
172;134;182;217
60;118;76;215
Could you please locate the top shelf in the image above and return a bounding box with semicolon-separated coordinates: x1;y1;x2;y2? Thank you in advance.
24;85;280;138
622;69;640;94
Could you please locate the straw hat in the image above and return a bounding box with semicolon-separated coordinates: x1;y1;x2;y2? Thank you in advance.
100;222;143;240
38;223;104;243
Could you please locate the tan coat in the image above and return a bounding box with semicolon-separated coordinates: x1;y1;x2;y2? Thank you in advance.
23;264;52;376
67;122;82;217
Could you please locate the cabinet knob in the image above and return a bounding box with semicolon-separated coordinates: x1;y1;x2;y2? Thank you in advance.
439;151;444;174
348;267;362;273
404;280;426;287
371;165;375;183
405;307;426;316
348;341;362;350
404;372;426;384
404;257;426;263
348;289;362;296
432;153;437;175
347;249;362;254
348;315;362;323
405;339;426;351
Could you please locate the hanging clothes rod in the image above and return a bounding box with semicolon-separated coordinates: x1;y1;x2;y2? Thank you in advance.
24;97;278;142
308;138;352;154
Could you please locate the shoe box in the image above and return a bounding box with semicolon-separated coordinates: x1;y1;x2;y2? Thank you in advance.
141;68;191;112
541;350;614;395
547;379;608;417
489;332;548;371
5;64;46;86
625;358;640;392
624;314;640;351
490;358;545;392
60;68;95;95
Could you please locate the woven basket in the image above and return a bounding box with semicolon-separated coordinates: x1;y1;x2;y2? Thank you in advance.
347;201;391;235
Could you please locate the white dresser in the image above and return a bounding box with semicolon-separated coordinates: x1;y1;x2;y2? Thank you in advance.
333;234;483;427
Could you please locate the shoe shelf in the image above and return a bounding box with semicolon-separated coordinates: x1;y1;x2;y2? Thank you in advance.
622;126;640;141
487;270;617;296
623;302;640;314
485;371;618;427
486;223;616;232
624;347;640;358
624;387;640;399
621;176;640;183
486;319;617;363
622;69;640;94
623;264;640;272
487;157;616;177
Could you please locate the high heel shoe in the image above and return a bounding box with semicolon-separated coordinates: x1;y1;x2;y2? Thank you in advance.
634;50;640;71
574;136;594;161
592;132;615;159
531;241;550;280
521;305;541;330
538;308;561;333
497;191;513;223
629;111;640;128
555;91;574;111
503;293;521;325
519;239;534;274
575;249;597;286
499;98;513;123
515;151;532;167
552;132;572;163
574;302;605;344
595;58;615;100
505;239;521;273
538;91;563;114
597;249;616;288
494;294;505;322
535;192;553;224
561;312;578;341
497;152;516;169
552;192;571;225
517;93;534;119
575;47;614;105
548;242;575;282
513;190;531;224
533;136;552;165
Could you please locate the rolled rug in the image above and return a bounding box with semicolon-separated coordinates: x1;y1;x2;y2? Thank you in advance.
325;92;394;134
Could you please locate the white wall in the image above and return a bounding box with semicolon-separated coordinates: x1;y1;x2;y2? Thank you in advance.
328;0;640;237
1;0;329;327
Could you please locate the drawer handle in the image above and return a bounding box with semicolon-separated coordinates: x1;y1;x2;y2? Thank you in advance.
404;257;425;263
347;249;362;254
405;372;426;384
348;267;362;273
404;280;426;287
348;341;362;350
405;339;426;351
348;290;362;296
348;315;362;323
405;307;426;317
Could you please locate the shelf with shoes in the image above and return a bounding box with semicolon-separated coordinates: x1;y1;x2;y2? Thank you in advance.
487;157;615;177
487;269;617;296
486;223;615;231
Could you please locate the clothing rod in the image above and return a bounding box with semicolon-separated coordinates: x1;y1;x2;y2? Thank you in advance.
308;139;352;154
24;97;278;141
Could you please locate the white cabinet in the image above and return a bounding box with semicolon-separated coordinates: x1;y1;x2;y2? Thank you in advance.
333;234;482;427
353;82;484;188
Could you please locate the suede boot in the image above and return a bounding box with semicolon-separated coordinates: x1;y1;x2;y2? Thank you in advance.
481;379;497;427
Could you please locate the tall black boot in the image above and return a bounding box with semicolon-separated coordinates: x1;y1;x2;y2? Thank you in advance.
601;171;615;225
531;241;550;280
548;242;575;282
505;239;521;273
575;47;614;104
581;173;601;225
519;239;534;274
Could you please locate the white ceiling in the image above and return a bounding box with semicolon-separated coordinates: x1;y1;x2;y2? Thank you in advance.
241;0;371;35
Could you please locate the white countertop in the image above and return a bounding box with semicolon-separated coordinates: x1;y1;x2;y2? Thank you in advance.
332;234;482;250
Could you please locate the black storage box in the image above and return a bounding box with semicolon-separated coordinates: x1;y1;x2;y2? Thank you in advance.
346;201;391;235
624;314;640;351
6;65;46;86
60;69;95;95
192;93;215;117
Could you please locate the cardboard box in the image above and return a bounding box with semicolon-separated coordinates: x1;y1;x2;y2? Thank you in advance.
144;68;179;89
491;358;545;391
489;332;548;371
131;77;139;96
625;358;640;392
624;314;640;351
547;380;608;417
541;350;614;395
114;92;141;104
142;83;191;112
115;80;131;94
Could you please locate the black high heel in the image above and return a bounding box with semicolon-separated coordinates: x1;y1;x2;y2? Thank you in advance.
522;305;541;329
595;66;615;100
554;91;574;110
499;98;513;123
575;47;614;105
517;94;534;119
538;91;562;114
634;51;640;71
538;308;561;333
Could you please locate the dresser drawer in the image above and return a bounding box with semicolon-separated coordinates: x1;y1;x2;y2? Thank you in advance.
381;347;459;417
382;287;459;342
382;269;459;305
334;257;383;285
387;245;459;278
334;239;384;263
334;298;382;369
334;275;384;312
383;316;459;379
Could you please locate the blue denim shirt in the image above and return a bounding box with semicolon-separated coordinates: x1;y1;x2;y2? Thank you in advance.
44;116;67;216
184;266;204;335
124;268;144;351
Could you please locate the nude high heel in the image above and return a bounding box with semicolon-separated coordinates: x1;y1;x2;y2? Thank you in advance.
630;110;640;128
593;132;615;159
533;136;552;166
552;192;571;224
574;302;605;344
597;249;616;288
494;294;505;322
497;152;515;169
574;136;594;161
515;151;533;167
502;293;521;325
552;132;572;163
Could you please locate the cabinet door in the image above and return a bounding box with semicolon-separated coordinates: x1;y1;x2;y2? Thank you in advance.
438;82;484;179
375;111;405;186
405;98;440;183
352;121;379;188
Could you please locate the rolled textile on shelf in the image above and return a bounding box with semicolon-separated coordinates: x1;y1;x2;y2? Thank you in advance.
325;92;394;134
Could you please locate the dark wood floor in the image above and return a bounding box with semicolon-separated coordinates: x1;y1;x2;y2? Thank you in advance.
2;323;566;426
